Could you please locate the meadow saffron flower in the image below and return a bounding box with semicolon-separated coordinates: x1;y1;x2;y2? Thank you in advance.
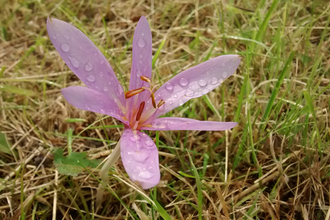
47;16;241;189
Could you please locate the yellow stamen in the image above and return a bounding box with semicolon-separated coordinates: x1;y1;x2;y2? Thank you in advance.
157;99;165;108
150;93;156;108
125;88;145;99
135;101;145;121
140;76;151;83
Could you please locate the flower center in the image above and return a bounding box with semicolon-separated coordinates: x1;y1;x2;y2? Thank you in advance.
125;76;164;130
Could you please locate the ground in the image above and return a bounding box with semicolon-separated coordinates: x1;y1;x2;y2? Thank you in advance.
0;0;330;219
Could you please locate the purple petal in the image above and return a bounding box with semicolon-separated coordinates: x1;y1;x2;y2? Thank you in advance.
47;18;126;106
148;55;241;118
141;117;237;131
120;129;160;189
62;86;127;124
129;16;152;91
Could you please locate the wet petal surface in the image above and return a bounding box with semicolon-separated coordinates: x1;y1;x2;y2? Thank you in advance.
129;16;152;91
141;117;237;131
147;55;241;118
62;86;126;124
120;129;160;189
47;18;125;106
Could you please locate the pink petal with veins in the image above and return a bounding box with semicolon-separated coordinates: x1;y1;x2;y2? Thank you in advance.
141;117;237;131
120;129;160;189
146;55;241;118
129;16;153;91
47;18;125;106
62;86;127;124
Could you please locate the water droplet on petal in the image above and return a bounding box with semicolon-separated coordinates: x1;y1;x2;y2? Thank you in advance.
169;101;173;105
179;100;184;106
132;151;149;163
103;87;108;92
138;38;146;48
68;56;80;68
146;140;153;147
179;78;189;87
174;94;178;98
137;71;142;77
139;54;143;58
118;85;123;94
185;89;194;97
61;43;70;52
86;75;96;82
99;59;104;64
64;34;70;40
99;71;104;77
52;35;56;39
222;72;227;78
84;104;91;111
210;77;218;85
198;79;207;87
85;62;93;72
129;136;136;142
141;32;145;36
139;60;142;64
139;171;154;179
165;83;173;91
222;63;226;67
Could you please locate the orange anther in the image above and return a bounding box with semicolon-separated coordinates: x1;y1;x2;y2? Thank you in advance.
125;88;145;99
150;93;156;108
136;101;145;121
157;99;165;108
140;76;151;83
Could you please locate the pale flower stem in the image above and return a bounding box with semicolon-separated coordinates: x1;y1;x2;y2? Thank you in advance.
96;140;121;208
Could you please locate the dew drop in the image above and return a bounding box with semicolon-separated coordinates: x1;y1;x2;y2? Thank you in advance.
64;34;70;40
61;43;70;52
138;38;146;48
129;136;136;142
185;89;194;97
103;87;108;92
139;60;142;64
132;151;149;162
169;101;173;105
86;75;96;82
118;85;123;94
52;35;56;39
179;100;184;106
139;171;154;179
222;63;226;67
222;72;228;78
99;71;104;77
139;54;143;58
100;109;105;114
198;79;207;87
179;78;189;87
165;83;173;91
84;104;91;111
146;141;153;147
141;32;145;36
99;59;104;64
68;56;80;68
174;94;178;98
137;71;142;77
210;77;218;85
85;62;93;72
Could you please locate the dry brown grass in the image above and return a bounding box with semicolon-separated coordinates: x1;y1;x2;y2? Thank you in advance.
0;0;330;219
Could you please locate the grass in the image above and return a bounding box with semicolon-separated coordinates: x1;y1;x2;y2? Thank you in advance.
0;0;330;219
